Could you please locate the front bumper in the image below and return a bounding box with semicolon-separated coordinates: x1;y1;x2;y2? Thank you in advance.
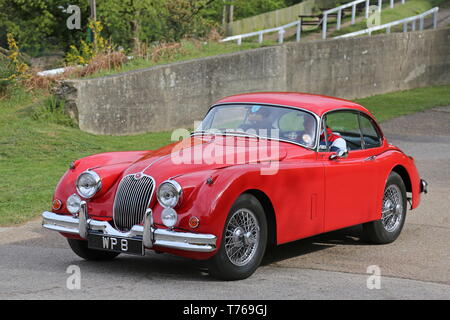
42;205;217;253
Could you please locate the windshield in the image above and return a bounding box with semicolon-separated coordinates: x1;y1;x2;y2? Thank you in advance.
195;104;318;148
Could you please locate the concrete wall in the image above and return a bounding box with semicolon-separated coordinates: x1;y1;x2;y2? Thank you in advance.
60;28;450;135
226;0;337;36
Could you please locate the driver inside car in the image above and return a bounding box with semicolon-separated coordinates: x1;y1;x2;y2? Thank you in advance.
320;126;347;152
239;105;274;135
300;115;316;146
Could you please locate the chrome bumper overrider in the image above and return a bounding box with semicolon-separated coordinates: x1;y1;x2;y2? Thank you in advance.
42;207;217;253
420;179;428;194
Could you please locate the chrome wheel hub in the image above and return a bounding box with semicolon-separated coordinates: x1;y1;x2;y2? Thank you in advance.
225;209;260;266
382;185;403;232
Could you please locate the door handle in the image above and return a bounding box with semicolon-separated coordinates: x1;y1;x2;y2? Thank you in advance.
364;155;376;161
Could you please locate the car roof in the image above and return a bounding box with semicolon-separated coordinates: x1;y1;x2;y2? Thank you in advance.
214;92;373;117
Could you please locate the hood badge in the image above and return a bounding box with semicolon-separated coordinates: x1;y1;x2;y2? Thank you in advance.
134;172;143;180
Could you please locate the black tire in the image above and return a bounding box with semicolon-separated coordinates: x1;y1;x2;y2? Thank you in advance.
208;194;268;281
67;238;120;261
362;172;407;244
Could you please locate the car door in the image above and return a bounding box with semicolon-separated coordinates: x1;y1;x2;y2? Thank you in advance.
318;110;374;232
357;112;385;221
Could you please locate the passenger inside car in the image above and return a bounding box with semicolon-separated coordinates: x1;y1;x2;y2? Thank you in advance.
320;126;348;152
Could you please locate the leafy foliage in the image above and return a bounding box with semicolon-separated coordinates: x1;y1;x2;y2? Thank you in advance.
0;34;30;97
0;0;89;56
0;0;305;56
65;19;113;65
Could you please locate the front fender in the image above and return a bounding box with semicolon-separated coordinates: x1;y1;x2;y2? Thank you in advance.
52;151;148;215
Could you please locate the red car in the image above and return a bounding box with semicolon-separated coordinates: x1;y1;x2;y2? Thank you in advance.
42;92;428;280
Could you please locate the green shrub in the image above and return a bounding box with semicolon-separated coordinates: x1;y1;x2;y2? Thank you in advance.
0;52;16;96
31;96;75;127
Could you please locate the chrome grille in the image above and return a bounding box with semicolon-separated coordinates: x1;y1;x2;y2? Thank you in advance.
113;173;155;231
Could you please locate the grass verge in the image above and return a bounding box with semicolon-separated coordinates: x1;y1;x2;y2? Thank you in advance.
1;83;450;226
85;39;277;79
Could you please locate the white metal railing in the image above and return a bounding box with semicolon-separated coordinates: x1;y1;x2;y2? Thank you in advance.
220;20;303;45
334;7;439;38
221;0;409;45
322;0;406;39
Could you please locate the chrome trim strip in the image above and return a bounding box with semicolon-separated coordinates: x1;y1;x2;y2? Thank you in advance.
141;154;171;174
42;211;217;253
318;108;385;152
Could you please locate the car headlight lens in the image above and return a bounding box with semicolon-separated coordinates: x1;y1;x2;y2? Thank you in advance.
157;180;182;208
76;171;101;198
67;194;82;215
161;208;178;228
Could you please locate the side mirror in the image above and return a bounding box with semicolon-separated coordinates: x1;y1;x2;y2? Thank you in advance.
329;150;348;160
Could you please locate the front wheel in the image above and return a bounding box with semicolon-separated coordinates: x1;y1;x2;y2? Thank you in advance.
362;172;407;244
67;238;120;261
208;194;267;281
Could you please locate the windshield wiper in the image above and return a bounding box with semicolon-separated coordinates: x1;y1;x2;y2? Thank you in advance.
221;130;261;139
190;130;217;136
191;130;264;139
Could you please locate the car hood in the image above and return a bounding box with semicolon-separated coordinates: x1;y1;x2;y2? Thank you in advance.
123;135;288;180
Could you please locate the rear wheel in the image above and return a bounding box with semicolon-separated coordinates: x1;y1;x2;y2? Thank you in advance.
363;172;407;244
208;194;267;281
67;238;120;261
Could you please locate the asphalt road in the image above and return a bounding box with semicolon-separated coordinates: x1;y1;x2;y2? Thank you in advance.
0;107;449;300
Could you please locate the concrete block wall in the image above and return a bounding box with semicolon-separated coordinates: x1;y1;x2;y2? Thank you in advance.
59;28;450;135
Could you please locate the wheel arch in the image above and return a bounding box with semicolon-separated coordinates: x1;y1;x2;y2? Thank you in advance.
391;164;412;193
243;189;277;248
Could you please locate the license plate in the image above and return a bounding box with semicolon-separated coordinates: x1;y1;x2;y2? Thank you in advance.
87;233;144;256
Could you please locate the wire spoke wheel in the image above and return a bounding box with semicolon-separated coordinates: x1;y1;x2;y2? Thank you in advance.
362;172;407;244
382;184;403;232
224;209;260;266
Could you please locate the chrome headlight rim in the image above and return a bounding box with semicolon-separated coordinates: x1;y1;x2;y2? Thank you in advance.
157;180;182;208
76;170;102;199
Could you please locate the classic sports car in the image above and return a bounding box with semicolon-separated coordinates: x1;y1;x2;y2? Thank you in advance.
42;92;428;280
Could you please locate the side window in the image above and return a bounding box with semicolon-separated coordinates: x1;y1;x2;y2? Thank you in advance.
359;114;382;148
324;111;363;151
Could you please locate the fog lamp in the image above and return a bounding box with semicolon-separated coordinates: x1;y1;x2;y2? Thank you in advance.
161;208;178;228
67;194;82;216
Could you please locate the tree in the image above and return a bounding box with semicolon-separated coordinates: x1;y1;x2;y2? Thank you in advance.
0;0;89;56
97;0;165;53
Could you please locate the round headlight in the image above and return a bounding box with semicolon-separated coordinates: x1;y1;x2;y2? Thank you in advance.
161;208;178;228
157;180;182;208
76;171;101;198
67;194;81;215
